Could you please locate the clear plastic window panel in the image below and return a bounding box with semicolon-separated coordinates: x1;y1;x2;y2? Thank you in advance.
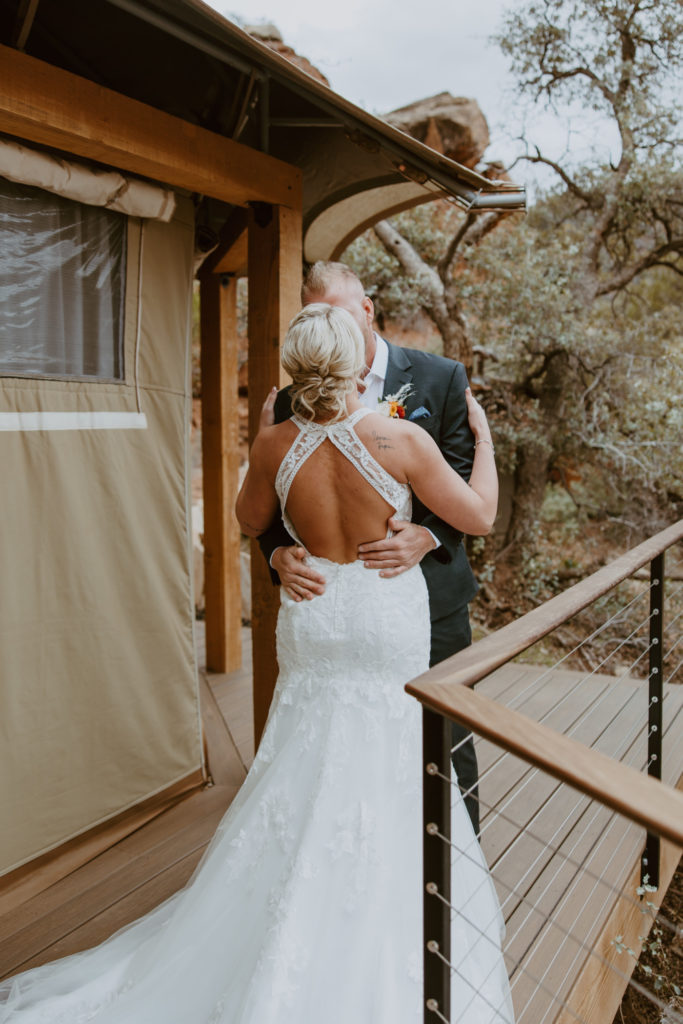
0;178;126;379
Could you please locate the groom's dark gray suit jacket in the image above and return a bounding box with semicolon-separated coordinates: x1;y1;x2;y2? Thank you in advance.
258;341;478;622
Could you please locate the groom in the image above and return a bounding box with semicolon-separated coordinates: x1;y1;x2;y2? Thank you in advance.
258;261;481;834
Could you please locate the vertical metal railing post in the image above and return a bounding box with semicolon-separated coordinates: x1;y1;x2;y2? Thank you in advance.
423;708;451;1022
641;552;664;888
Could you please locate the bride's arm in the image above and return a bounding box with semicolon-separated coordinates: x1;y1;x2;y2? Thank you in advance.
235;430;280;538
403;389;498;535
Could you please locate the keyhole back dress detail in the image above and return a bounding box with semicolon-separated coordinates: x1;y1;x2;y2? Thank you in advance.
274;407;412;550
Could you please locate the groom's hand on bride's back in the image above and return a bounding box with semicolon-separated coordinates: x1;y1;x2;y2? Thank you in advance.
271;546;327;601
358;519;436;577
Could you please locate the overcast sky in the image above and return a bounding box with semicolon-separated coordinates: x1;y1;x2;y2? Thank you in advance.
209;0;619;194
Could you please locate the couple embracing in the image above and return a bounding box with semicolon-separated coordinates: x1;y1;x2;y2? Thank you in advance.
0;263;513;1022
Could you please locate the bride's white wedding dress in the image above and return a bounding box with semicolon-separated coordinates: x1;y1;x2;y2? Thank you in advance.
0;408;514;1024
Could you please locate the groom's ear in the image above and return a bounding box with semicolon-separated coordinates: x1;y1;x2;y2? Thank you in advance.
362;295;374;326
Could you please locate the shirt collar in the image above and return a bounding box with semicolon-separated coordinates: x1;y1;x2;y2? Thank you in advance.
366;333;388;383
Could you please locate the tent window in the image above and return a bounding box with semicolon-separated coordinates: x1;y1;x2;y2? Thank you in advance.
0;178;126;380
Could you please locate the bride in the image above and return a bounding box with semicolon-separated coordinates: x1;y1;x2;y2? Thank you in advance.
0;304;513;1023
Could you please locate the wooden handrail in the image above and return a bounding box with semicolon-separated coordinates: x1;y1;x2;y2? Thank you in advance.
408;519;683;693
404;681;683;847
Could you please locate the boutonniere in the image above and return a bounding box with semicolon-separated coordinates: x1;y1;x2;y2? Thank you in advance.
377;383;413;418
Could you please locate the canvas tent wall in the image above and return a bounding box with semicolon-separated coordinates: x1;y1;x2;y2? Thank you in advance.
0;150;202;877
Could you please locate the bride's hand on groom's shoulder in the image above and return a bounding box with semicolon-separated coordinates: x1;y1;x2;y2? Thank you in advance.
258;387;278;434
465;387;492;444
358;519;436;577
272;545;326;601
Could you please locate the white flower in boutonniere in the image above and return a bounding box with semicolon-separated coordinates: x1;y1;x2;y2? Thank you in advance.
377;383;413;418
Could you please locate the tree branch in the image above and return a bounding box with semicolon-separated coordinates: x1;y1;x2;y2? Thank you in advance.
373;218;473;366
521;146;596;204
437;212;475;281
594;241;683;295
373;218;432;280
436;211;504;283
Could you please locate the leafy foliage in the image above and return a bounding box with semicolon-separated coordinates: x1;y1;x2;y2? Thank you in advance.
345;0;683;578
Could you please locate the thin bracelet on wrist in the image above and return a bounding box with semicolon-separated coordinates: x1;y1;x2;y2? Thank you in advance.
474;438;495;454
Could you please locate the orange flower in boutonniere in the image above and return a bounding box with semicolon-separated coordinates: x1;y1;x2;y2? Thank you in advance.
377;383;413;419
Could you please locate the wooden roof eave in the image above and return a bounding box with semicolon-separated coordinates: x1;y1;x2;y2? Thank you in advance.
103;0;526;215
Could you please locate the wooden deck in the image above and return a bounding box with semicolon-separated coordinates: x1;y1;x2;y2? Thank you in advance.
475;662;683;1024
1;626;681;1024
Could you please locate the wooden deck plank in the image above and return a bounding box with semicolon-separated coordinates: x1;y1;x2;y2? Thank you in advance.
207;673;255;770
1;802;230;977
0;676;246;980
478;668;637;781
508;811;642;1021
198;622;255;769
0;785;235;946
554;832;681;1024
0;675;244;945
480;678;644;867
464;666;683;1024
12;851;203;974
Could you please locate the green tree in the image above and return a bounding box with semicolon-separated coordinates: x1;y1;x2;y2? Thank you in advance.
498;0;683;303
347;0;683;572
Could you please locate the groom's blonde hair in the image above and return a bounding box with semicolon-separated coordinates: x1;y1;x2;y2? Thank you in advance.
282;304;364;422
301;261;364;304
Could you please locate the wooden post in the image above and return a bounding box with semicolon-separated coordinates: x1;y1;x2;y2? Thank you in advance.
199;273;242;673
247;201;302;745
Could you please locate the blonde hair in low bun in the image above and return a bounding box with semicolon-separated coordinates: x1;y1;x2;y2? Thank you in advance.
282;304;365;422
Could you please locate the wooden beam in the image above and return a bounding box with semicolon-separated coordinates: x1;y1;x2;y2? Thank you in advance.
199;207;249;278
200;274;242;674
247;202;302;745
212;231;248;277
0;44;300;209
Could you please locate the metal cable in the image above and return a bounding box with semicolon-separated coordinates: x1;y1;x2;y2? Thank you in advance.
425;835;641;1024
427;942;514;1024
431;804;674;1024
428;549;682;1020
477;583;654;716
664;653;683;685
474;678;645;856
424;764;680;1020
531;833;645;1024
472;632;655;795
426;747;680;943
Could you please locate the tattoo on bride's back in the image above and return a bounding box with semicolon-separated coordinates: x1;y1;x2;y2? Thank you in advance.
372;431;394;451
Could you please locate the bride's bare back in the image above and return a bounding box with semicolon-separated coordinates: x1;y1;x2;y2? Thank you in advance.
285;439;398;563
258;408;411;563
236;399;497;556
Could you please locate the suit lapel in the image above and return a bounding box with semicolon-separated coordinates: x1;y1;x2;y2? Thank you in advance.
382;341;412;398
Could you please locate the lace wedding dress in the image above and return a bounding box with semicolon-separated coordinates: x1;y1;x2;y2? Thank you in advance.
0;409;514;1024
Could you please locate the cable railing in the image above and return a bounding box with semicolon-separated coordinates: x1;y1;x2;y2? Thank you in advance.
406;520;683;1024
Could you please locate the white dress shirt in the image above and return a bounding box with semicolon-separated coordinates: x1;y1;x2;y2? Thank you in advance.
359;333;388;410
